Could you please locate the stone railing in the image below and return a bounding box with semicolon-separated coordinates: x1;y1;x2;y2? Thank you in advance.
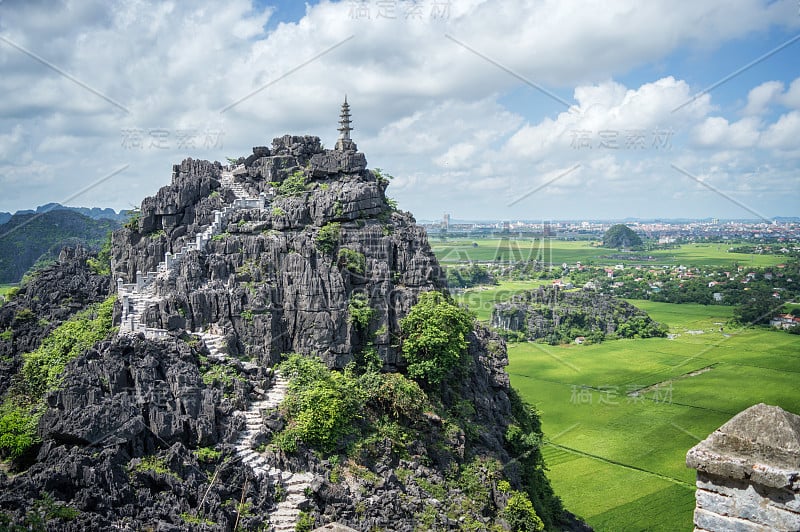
686;403;800;531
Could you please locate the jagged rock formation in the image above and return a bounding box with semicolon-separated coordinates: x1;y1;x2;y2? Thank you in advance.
0;126;579;530
112;135;442;370
492;286;667;343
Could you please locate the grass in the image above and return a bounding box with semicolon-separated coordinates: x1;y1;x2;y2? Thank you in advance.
431;238;786;268
504;301;800;531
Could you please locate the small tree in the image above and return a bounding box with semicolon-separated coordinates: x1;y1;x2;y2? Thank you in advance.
400;291;474;385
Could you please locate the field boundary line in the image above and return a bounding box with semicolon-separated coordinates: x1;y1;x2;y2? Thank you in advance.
545;442;695;489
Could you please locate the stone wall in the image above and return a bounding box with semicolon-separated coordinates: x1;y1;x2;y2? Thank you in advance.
686;403;800;531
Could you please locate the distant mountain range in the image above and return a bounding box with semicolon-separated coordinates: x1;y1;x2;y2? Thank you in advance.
0;203;131;225
0;209;121;283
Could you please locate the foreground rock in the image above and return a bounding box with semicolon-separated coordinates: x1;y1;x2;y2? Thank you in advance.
686;403;800;532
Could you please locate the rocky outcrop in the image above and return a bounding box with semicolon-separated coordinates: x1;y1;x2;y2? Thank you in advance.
492;285;667;343
0;330;282;530
114;136;443;369
687;403;800;531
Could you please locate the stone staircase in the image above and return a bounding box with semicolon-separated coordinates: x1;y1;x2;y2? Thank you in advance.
116;166;311;531
117;166;269;339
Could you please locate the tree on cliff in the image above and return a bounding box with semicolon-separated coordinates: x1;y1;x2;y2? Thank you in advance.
400;291;474;385
602;224;643;249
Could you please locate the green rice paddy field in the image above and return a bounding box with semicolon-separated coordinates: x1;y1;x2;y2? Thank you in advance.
506;302;800;531
432;238;786;268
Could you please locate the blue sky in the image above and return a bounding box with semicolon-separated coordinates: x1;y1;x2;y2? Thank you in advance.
0;0;798;220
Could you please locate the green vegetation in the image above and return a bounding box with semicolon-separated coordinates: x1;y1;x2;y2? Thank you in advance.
211;231;230;242
0;284;19;303
123;210;141;230
193;446;222;463
295;511;314;532
275;355;363;453
347;293;373;330
505;300;800;531
602;224;643;249
180;512;216;526
0;210;119;284
315;222;341;255
277;170;308;196
86;232;112;276
400;291;474;385
0;295;116;458
337;247;365;274
503;490;545;532
454;280;549;322
432;238;785;269
130;455;180;480
201;364;243;389
271;205;285;217
372;167;394;187
446;263;495;288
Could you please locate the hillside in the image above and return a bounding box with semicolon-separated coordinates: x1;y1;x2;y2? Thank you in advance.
0;131;582;530
0;210;119;283
601;224;643;249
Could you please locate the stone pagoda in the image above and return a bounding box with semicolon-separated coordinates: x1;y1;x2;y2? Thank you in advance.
335;95;357;152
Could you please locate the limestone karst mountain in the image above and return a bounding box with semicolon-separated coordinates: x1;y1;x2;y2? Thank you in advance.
0;112;584;530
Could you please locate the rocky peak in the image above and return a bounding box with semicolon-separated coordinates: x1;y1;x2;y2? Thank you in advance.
112;135;443;370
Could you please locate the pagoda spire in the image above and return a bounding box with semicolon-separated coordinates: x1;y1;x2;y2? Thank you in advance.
335;95;357;151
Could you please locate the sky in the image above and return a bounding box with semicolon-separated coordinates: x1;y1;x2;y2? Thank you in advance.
0;0;799;221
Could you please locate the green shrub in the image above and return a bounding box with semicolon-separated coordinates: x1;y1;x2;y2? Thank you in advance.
316;222;341;255
271;205;285;217
241;309;254;322
337;248;365;274
180;512;216;525
130;455;180;480
0;329;12;342
87;232;112;276
347;293;373;330
193;446;222;463
367;372;426;420
400;291;474;385
277;355;363;453
201;364;242;388
0;296;116;458
502;491;545;532
20;296;116;398
295;511;314;532
123;211;141;230
278;170;307;196
0;403;38;458
14;308;35;323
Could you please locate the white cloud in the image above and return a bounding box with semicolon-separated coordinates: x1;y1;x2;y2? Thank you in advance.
743;80;784;116
0;0;798;218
